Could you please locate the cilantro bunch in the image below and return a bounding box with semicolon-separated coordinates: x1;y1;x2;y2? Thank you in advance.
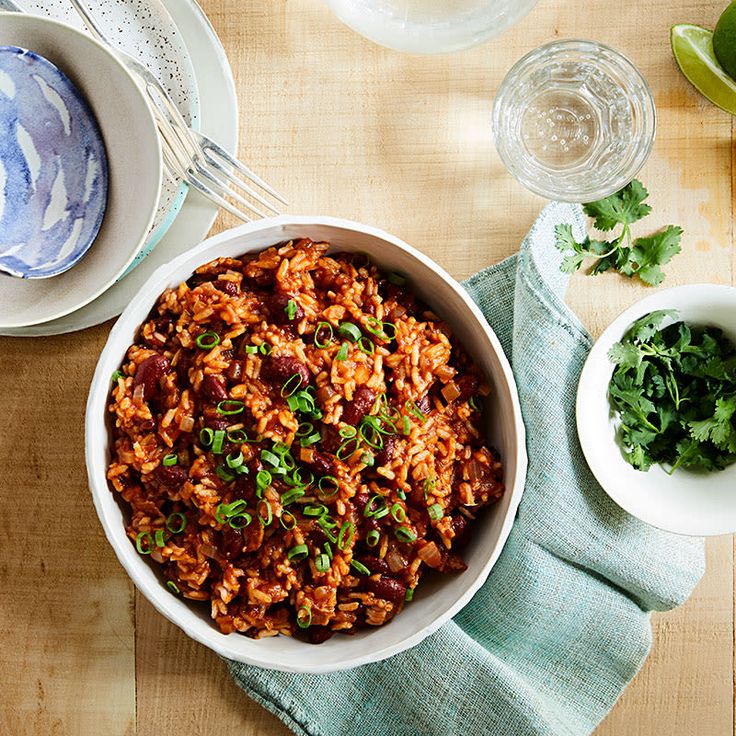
608;310;736;473
555;180;683;286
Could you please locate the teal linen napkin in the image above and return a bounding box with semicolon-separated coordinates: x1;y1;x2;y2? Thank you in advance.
228;202;705;736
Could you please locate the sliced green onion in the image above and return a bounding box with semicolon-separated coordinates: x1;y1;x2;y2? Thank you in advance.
300;431;321;447
304;504;328;518
296;422;313;437
364;495;387;518
366;530;380;547
337;522;355;551
317;475;340;498
351;560;370;575
360;452;374;467
339;426;357;439
338;322;362;342
297;605;312;629
243;344;259;355
216;399;244;416
281;487;306;505
256;469;272;490
286;467;314;488
257;500;273;526
401;416;411;435
226;451;243;469
324;541;334;559
280;511;297;530
397;489;406;500
216;465;235;483
226;428;249;443
236;465;249;475
229;513;252;529
166;512;187;534
357;336;374;354
405;587;414;601
405;400;427;423
162;453;178;467
196;331;220;349
365;317;394;341
272;442;291;457
388;272;406;285
469;396;480;411
319;515;338;530
199;427;214;447
212;430;226;454
395;526;417;543
135;531;153;555
111;369;125;382
373;506;390;520
337;437;360;461
288;544;309;562
261;449;280;467
359;421;384;449
314;322;334;349
335;343;349;361
259;343;272;356
391;503;406;522
281;373;304;397
154;529;166;547
423;477;436;500
428;503;443;521
285;299;298;320
315;553;330;572
166;580;180;595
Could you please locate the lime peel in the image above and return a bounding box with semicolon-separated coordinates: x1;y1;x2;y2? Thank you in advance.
671;23;736;115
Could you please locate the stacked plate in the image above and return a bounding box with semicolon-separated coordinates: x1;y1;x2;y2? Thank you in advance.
0;0;238;336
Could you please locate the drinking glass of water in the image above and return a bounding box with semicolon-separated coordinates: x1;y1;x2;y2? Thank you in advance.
492;40;656;202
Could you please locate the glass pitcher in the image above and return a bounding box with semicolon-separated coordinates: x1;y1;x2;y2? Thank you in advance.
324;0;540;54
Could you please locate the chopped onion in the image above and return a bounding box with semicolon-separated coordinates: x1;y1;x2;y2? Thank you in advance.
417;541;442;568
300;446;315;463
316;385;336;404
179;416;195;432
441;382;461;403
133;383;145;402
468;459;485;483
386;547;406;573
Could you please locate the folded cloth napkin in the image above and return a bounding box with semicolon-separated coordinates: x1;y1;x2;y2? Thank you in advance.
228;202;705;736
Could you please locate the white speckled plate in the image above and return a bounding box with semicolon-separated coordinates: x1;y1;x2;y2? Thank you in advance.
0;0;200;259
0;0;238;335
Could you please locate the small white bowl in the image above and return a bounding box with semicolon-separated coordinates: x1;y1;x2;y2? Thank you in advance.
0;13;162;328
86;216;527;673
577;284;736;537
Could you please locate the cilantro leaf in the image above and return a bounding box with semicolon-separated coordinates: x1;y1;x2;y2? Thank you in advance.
583;179;652;231
556;179;682;285
608;312;736;474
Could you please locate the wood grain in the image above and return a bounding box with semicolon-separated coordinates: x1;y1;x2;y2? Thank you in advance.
0;0;733;733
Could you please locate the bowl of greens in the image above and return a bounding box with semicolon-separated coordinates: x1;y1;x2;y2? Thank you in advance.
577;284;736;536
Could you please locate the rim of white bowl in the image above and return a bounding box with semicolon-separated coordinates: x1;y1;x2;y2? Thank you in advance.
86;216;527;672
577;283;736;536
0;12;163;327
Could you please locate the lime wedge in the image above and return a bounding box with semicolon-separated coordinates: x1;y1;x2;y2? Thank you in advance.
671;23;736;115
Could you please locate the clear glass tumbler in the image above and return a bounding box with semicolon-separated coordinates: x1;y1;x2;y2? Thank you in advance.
324;0;540;54
492;40;656;202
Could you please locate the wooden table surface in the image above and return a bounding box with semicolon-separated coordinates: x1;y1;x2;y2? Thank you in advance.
1;0;734;733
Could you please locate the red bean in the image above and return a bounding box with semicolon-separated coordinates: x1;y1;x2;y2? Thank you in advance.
367;576;406;604
263;355;310;387
374;435;396;467
452;514;471;547
134;354;169;400
201;374;228;402
268;292;304;323
308;451;334;476
220;527;244;559
356;555;390;575
216;280;239;296
456;374;480;403
342;386;377;425
417;393;432;415
155;464;188;487
307;626;334;644
227;361;244;382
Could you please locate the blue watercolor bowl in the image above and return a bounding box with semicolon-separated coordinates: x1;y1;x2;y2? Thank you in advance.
0;45;108;278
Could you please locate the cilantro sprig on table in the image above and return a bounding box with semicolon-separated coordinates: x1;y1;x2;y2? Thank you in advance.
608;310;736;473
555;180;683;286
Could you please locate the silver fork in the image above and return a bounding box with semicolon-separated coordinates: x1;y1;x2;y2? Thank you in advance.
68;0;287;222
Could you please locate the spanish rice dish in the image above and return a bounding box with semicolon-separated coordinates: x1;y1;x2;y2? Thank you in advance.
107;238;504;643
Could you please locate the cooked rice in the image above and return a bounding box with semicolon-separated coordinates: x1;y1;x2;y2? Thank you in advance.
107;238;504;643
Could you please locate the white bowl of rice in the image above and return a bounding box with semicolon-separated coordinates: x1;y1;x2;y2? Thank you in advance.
86;216;527;673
